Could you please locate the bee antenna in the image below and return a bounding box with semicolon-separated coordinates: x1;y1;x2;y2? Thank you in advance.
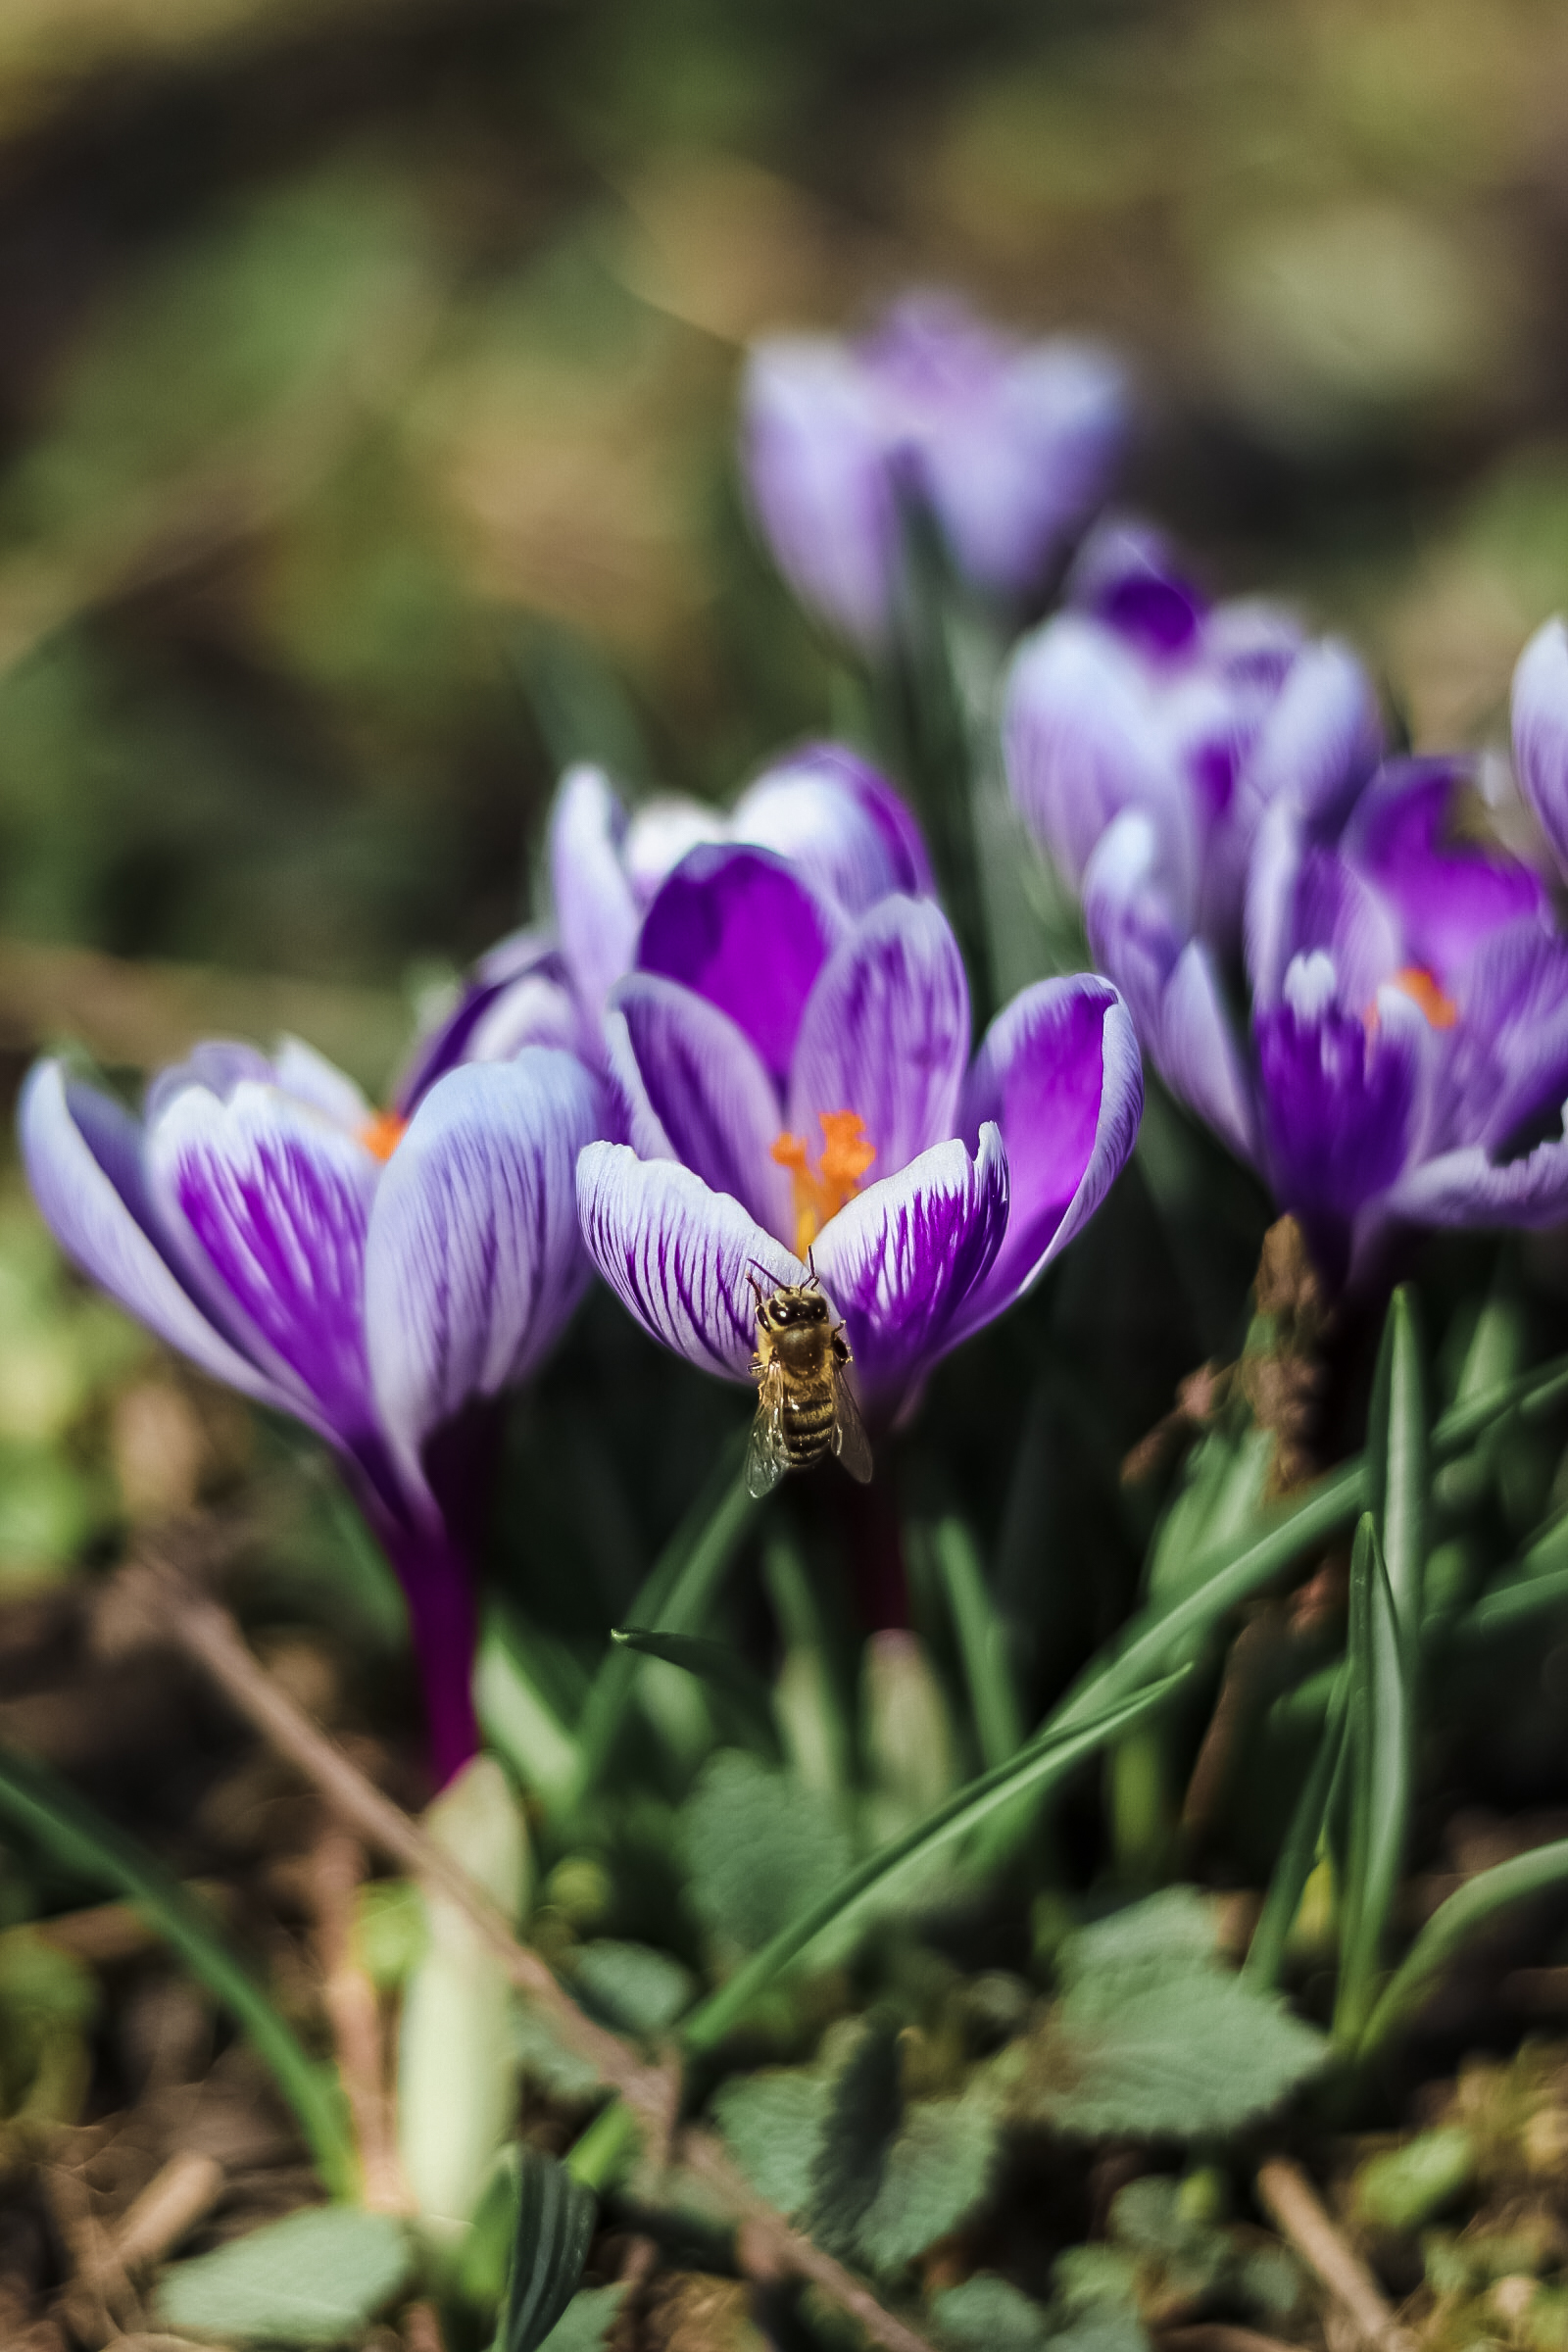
805;1246;821;1291
747;1258;776;1285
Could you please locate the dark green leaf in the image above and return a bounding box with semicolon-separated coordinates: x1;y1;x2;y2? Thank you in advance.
1368;1287;1428;1645
711;2067;833;2216
808;2016;903;2256
572;1939;696;2036
503;2148;598;2352
539;2286;627;2352
611;1628;779;1755
1361;1836;1568;2053
1334;1514;1409;2046
932;2276;1051;2352
682;1752;855;1955
854;2094;1000;2273
1243;1671;1347;1992
931;1516;1022;1768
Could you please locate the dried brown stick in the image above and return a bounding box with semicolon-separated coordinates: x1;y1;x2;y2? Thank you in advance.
123;1559;939;2352
1254;2159;1410;2352
110;2152;225;2275
309;1831;406;2214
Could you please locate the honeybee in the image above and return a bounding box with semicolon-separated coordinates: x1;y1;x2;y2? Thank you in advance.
746;1267;874;1498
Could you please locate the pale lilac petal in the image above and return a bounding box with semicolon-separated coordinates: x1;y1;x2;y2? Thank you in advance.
1442;920;1568;1157
550;764;641;1032
788;898;970;1177
365;1052;601;1497
956;976;1142;1332
273;1038;372;1133
609;975;791;1237
144;1041;271;1124
732;744;933;914
1240;637;1382;836
742;337;897;647
638;845;843;1090
622;797;728;906
576;1143;803;1382
1513;616;1568;880
1386;1131;1568;1230
809;1128;1008;1405
464;971;583;1065
146;1080;381;1443
1004;613;1197;905
19;1061;296;1416
1158;943;1260;1164
393;933;574;1112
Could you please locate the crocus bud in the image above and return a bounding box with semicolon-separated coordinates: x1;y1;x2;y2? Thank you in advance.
398;1758;529;2237
1512;616;1568;880
861;1630;958;1844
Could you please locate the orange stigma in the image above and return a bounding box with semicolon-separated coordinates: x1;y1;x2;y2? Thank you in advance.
770;1109;876;1256
360;1109;409;1163
1376;965;1458;1032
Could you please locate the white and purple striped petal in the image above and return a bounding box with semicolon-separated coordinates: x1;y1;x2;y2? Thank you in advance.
809;1127;1009;1407
788;897;970;1178
731;744;934;914
19;1060;299;1418
365;1051;601;1504
146;1079;381;1446
549;763;642;1035
576;1143;803;1383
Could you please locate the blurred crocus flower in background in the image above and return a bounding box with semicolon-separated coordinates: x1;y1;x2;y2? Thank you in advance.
398;746;934;1090
1004;523;1385;953
576;837;1142;1424
743;291;1129;648
21;1038;601;1784
1086;703;1568;1289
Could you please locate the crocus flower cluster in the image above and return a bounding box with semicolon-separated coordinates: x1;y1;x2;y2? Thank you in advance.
23;1037;600;1782
573;834;1143;1423
1007;532;1568;1291
743;292;1129;649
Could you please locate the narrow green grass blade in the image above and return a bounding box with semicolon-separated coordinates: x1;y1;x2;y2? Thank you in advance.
1463;1509;1568;1638
0;1742;355;2195
1243;1669;1348;1991
502;2146;598;2352
679;1668;1188;2053
1333;1515;1410;2047
1361;1837;1568;2056
610;1628;780;1757
931;1516;1022;1768
1368;1288;1428;1648
567;1438;755;1810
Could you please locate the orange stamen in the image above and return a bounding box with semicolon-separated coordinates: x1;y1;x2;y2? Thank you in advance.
770;1109;876;1257
1391;965;1458;1029
361;1109;409;1163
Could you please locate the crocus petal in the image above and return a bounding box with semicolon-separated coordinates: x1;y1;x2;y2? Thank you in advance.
742;336;898;648
1513;616;1568;881
144;1040;272;1124
550;764;641;1032
608;975;792;1237
1256;953;1420;1233
1346;758;1548;986
1240;638;1382;837
1155;942;1259;1163
19;1060;297;1417
809;1127;1008;1405
365;1052;601;1500
1004;613;1198;906
392;934;575;1111
1385;1130;1568;1231
622;797;729;906
732;743;934;913
956;976;1143;1333
788;897;970;1176
1441;919;1568;1158
576;1143;804;1382
638;844;843;1092
272;1037;373;1133
146;1079;381;1443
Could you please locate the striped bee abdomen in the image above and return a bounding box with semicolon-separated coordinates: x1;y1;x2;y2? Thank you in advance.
781;1389;836;1464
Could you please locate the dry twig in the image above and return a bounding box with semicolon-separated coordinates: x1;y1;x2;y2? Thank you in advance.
1254;2159;1410;2352
309;1831;406;2213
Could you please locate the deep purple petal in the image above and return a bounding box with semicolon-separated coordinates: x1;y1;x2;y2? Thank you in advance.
732;743;934;914
550;764;641;1032
742;337;897;647
1441;920;1568;1156
788;897;970;1178
1004;613;1196;899
19;1060;297;1415
146;1079;381;1445
1513;616;1568;881
1386;1132;1568;1231
1346;758;1548;986
365;1052;601;1500
576;1143;803;1383
608;974;791;1237
1256;954;1419;1250
809;1127;1008;1407
956;975;1142;1332
1066;518;1206;656
638;844;843;1090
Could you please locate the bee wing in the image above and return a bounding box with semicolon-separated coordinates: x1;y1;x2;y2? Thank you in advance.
832;1366;874;1486
746;1361;791;1498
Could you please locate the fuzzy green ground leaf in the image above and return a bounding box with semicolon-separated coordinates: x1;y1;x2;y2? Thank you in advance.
932;2276;1050;2352
155;2207;410;2344
855;2092;1001;2273
710;2067;834;2215
572;1939;696;2035
537;2286;626;2352
682;1751;854;1953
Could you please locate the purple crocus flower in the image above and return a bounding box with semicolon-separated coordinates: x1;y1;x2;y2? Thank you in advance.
574;846;1143;1427
397;746;934;1095
1004;523;1384;953
743;292;1129;648
21;1036;601;1784
1085;726;1568;1290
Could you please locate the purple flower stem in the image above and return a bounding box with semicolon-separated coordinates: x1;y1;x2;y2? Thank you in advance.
385;1526;481;1788
842;1472;911;1634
